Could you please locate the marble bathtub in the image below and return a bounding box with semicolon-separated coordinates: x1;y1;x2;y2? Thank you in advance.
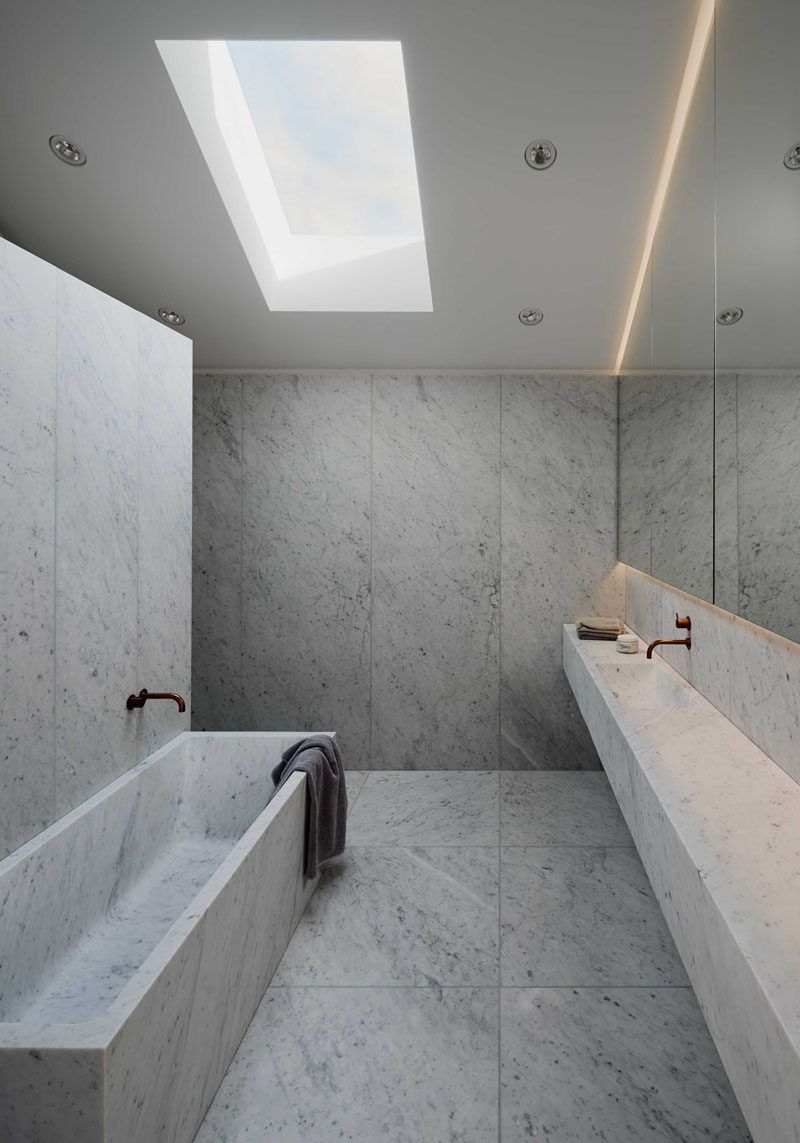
0;731;322;1143
564;624;800;1143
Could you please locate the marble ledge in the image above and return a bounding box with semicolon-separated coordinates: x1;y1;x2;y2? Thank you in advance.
563;624;800;1143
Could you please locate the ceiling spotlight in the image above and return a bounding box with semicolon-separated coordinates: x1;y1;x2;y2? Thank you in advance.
783;143;800;170
716;307;743;326
49;135;86;166
524;140;557;170
157;308;186;327
519;308;544;326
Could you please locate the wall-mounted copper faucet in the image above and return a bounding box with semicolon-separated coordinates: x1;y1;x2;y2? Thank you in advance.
126;689;186;712
647;614;692;659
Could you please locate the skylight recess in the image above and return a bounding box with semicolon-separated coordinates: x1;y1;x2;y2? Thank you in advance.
156;39;432;312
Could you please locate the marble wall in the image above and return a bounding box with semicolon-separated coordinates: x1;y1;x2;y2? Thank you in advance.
626;565;800;786
618;373;714;603
193;372;623;770
0;237;192;859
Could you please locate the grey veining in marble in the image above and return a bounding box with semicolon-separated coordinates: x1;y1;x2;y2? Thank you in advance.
500;845;688;986
372;373;500;769
618;372;714;604
626;564;800;786
0;237;57;859
735;371;800;642
242;374;371;768
1;237;195;847
274;844;498;986
0;733;318;1143
713;370;739;614
54;268;140;814
347;771;499;845
194;986;499;1143
501;988;752;1143
136;315;192;760
192;375;243;730
564;623;800;1143
500;771;632;846
502;373;623;769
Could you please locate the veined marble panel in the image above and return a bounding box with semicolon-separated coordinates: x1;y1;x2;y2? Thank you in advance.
0;237;57;858
192;375;243;730
273;844;499;986
347;770;499;846
54;269;139;814
372;373;500;770
618;373;714;603
564;624;800;1142
501;988;752;1143
501;373;622;769
735;371;800;643
136;316;192;760
713;371;739;614
242;374;371;768
625;565;800;786
500;845;688;986
500;772;632;846
194;986;498;1143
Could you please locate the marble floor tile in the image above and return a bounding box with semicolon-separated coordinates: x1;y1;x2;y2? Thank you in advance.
500;846;688;986
347;771;499;846
500;987;752;1142
500;771;632;846
273;846;498;987
344;770;368;810
194;986;499;1143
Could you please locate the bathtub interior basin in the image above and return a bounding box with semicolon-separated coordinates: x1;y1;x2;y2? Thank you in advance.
0;732;302;1026
596;659;699;712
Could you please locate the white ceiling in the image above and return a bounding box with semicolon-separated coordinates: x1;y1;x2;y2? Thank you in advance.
0;0;699;370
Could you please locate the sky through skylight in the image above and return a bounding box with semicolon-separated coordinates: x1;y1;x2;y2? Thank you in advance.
225;40;425;238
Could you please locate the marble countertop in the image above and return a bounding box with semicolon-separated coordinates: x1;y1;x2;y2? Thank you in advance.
564;624;800;1058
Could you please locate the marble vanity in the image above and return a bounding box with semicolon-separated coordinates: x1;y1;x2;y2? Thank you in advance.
564;625;800;1143
0;731;322;1143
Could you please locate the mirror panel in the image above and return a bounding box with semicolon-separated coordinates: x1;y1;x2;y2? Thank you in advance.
713;0;800;641
618;32;715;603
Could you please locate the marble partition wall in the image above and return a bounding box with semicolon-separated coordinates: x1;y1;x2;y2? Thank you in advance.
626;565;800;786
0;236;192;858
193;372;622;770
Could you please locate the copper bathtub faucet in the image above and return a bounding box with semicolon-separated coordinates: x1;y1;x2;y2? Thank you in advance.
126;689;186;713
646;614;692;659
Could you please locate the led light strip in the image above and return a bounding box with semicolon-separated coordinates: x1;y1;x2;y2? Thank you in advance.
613;0;716;373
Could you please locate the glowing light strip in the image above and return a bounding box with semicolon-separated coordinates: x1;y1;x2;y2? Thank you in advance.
613;0;715;373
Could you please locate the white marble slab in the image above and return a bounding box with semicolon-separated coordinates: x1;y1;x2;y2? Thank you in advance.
500;845;688;986
195;986;499;1143
372;373;500;770
136;313;192;760
564;623;800;1143
274;844;499;986
501;988;752;1142
626;564;800;786
0;237;57;859
500;771;632;845
347;771;499;845
0;732;320;1143
501;373;623;769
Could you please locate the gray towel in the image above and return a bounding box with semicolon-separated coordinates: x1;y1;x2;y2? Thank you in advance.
271;735;347;879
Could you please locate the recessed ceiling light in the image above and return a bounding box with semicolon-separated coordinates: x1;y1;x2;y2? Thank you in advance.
49;135;86;166
716;307;743;326
157;308;186;327
519;308;544;326
783;143;800;170
524;140;557;170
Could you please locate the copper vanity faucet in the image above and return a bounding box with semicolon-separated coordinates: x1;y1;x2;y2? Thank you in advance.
647;614;692;659
126;689;186;712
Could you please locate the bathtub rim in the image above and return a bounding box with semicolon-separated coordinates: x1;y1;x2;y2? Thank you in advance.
0;730;328;1049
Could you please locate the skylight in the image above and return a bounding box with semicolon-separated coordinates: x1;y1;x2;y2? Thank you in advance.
156;39;432;312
